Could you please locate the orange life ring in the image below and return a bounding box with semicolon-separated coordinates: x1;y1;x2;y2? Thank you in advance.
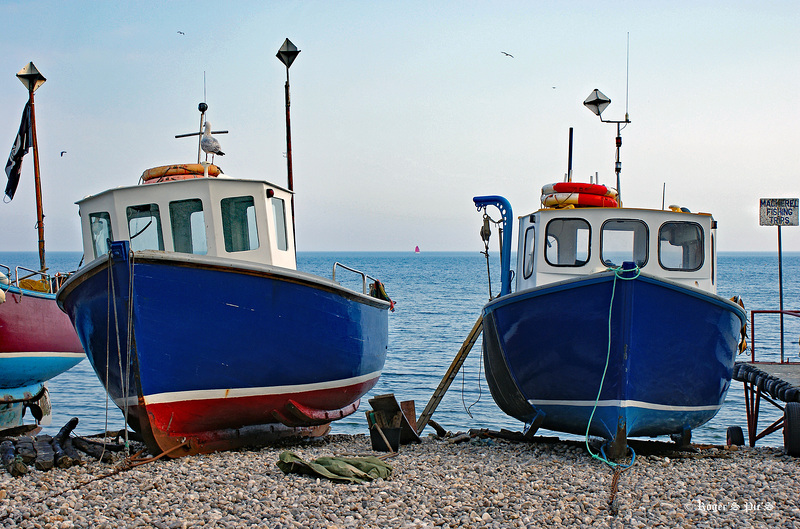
541;182;618;198
542;192;619;208
141;164;221;183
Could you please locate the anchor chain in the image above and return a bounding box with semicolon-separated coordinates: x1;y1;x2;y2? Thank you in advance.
608;466;623;515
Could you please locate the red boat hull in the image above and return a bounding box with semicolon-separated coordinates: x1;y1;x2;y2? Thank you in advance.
0;288;83;356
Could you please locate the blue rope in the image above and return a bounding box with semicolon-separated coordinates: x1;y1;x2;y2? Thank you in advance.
584;264;640;470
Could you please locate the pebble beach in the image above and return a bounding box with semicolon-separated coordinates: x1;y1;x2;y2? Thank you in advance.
0;433;797;528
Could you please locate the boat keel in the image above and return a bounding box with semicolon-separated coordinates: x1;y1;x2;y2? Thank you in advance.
604;417;628;461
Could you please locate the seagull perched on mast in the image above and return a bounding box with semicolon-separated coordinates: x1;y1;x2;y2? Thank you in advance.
200;121;225;162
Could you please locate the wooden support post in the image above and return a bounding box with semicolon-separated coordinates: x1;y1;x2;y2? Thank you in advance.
416;316;483;435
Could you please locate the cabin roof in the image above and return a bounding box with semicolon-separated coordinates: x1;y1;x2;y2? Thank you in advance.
76;174;292;205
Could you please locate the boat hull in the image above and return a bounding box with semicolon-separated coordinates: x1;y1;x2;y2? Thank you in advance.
0;284;84;431
481;271;747;441
57;243;390;456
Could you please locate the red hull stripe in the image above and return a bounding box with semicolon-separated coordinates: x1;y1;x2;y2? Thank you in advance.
143;378;379;434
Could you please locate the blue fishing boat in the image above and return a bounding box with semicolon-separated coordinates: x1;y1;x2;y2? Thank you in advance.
474;193;747;455
473;97;747;456
57;112;392;456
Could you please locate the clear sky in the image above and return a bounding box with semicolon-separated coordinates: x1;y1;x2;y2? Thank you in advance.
1;1;798;254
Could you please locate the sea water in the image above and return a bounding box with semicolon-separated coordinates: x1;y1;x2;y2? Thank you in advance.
1;250;797;447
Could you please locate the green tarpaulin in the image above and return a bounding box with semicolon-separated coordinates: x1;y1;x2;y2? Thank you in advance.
276;451;393;483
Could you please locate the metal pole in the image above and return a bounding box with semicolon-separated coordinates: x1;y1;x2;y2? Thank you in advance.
29;88;46;273
567;127;573;182
778;225;784;362
615;123;622;207
284;68;296;243
197;108;205;164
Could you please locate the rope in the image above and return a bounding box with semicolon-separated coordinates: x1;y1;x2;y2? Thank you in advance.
584;264;641;470
579;264;641;515
461;343;484;418
122;249;135;454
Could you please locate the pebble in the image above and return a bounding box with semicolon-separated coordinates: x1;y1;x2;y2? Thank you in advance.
0;434;798;528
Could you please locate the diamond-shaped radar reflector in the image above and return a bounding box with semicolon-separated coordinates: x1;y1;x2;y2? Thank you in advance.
584;89;611;117
277;38;300;68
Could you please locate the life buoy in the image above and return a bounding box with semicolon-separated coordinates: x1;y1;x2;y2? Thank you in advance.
141;164;221;183
542;192;619;208
541;182;618;198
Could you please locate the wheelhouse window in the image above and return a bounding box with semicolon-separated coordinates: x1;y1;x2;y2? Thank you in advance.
271;196;288;251
170;199;207;255
127;204;164;251
221;196;259;252
89;212;113;259
659;222;703;271
601;219;648;268
545;218;590;267
522;226;536;279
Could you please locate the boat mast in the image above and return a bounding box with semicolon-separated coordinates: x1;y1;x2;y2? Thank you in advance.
276;39;300;245
583;89;630;207
174;102;227;165
16;63;47;273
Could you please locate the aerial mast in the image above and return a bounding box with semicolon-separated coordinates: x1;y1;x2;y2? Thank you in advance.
583;89;630;207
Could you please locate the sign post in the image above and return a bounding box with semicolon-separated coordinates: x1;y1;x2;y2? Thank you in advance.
759;198;799;362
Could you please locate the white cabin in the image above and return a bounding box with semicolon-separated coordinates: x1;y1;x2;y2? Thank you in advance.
77;172;296;269
516;206;717;293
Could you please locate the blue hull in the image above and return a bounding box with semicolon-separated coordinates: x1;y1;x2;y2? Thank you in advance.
482;271;747;440
57;243;389;454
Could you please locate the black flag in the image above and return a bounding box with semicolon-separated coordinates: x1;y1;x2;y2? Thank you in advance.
4;101;32;201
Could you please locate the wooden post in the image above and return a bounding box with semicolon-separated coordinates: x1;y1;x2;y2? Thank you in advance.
28;87;46;273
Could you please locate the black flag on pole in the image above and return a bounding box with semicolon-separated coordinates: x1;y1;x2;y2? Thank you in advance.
4;101;32;201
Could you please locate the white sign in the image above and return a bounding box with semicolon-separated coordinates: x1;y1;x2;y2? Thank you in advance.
760;198;799;226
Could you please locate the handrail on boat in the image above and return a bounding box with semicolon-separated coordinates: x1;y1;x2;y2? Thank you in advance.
332;262;380;295
750;309;800;363
13;265;55;294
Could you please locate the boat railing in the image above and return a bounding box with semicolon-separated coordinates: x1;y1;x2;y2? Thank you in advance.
12;265;55;294
750;309;800;364
332;262;380;295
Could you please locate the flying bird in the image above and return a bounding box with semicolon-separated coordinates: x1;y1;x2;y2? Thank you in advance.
501;51;514;58
60;151;67;156
201;122;225;161
177;31;185;35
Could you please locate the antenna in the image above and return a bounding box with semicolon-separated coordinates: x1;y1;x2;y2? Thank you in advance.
567;127;573;182
625;32;630;120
